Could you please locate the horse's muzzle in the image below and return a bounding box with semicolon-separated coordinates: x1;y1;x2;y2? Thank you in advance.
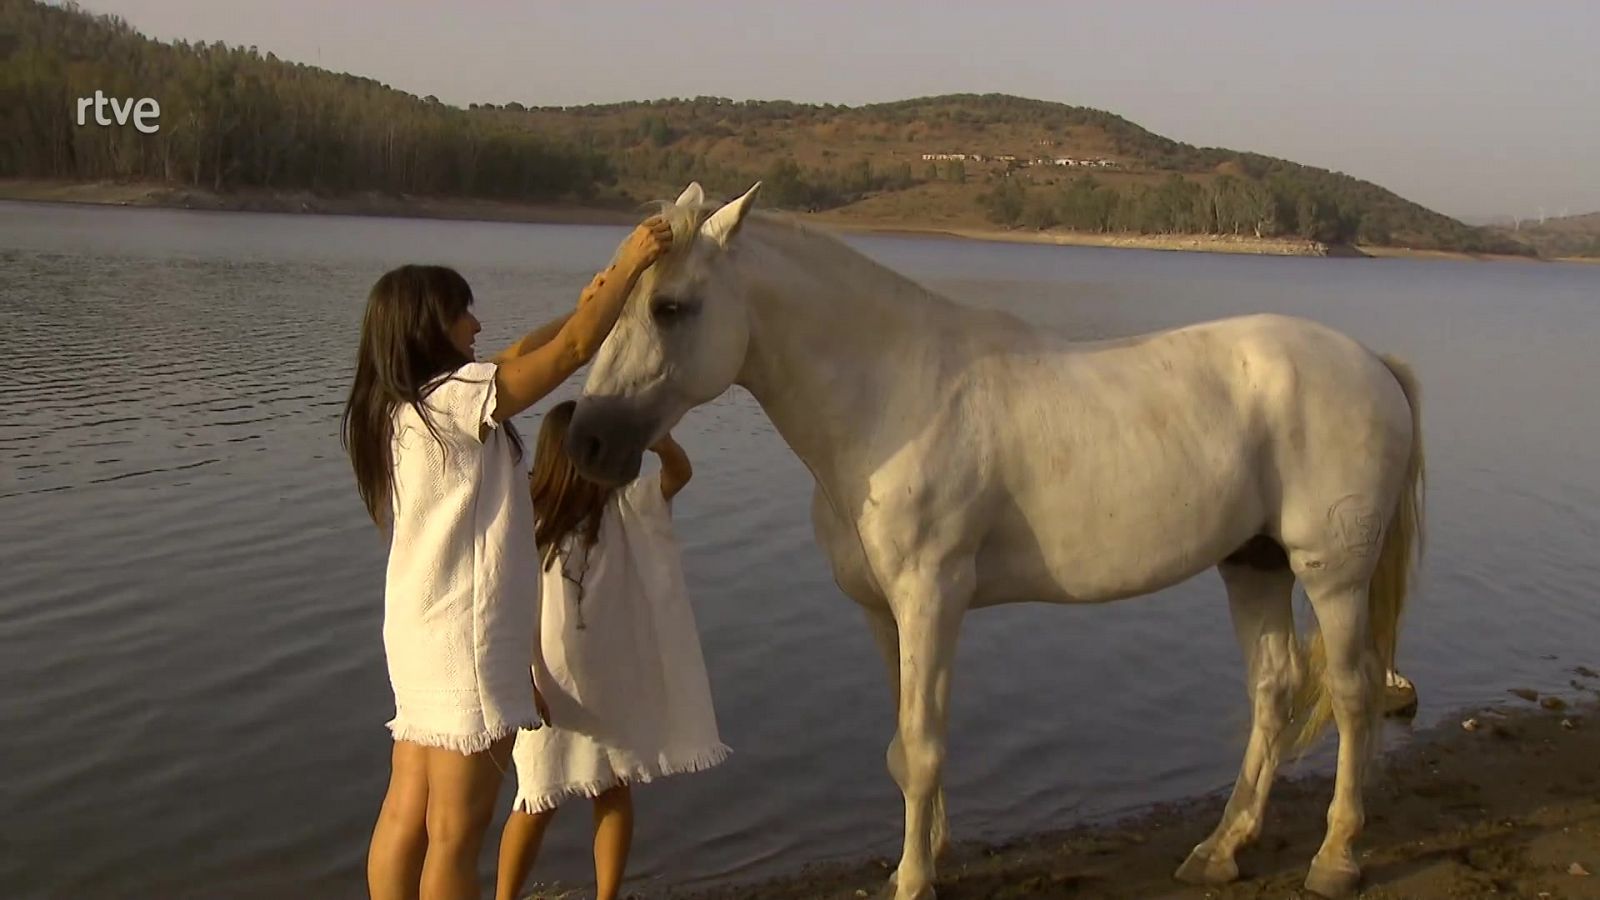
565;395;651;487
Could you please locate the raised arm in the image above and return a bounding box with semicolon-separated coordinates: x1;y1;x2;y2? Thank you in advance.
491;311;573;365
650;433;693;502
489;217;673;423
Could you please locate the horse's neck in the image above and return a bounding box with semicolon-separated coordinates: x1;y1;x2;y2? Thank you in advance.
733;229;973;493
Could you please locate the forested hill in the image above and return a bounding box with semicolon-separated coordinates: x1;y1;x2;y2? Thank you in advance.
1;0;1529;255
0;0;611;201
1487;212;1600;259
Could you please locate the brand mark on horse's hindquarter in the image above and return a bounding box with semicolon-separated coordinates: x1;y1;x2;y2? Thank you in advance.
1328;495;1382;555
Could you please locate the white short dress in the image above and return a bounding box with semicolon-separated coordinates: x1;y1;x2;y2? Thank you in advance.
382;361;542;753
511;472;728;813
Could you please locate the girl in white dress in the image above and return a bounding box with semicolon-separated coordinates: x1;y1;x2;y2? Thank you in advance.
494;402;728;900
343;217;672;900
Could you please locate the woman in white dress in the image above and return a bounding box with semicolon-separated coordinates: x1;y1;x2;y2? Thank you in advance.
494;401;728;900
342;217;672;900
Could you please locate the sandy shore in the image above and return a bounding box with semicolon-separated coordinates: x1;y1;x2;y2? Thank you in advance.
942;230;1545;263
4;179;1565;263
817;220;1348;258
822;220;1562;263
1356;244;1549;264
659;683;1600;900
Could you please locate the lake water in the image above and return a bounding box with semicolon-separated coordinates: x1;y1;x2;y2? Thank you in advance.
2;200;1597;899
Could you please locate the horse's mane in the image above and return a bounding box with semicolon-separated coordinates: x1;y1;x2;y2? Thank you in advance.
646;197;936;304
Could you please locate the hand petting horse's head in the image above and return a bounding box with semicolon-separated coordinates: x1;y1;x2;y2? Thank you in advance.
568;182;761;485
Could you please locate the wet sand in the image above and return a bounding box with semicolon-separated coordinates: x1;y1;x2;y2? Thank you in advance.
664;686;1600;900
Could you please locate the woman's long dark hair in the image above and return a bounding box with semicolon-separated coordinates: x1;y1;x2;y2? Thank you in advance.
341;264;520;528
528;400;613;573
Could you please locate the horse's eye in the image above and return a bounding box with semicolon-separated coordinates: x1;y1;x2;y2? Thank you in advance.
650;295;696;322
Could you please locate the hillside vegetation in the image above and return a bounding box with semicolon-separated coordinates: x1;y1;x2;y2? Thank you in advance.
2;0;1531;255
1491;212;1600;259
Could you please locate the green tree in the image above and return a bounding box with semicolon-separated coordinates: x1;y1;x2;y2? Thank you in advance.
980;178;1026;226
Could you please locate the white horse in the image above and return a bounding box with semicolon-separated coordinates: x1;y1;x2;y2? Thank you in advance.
567;183;1425;899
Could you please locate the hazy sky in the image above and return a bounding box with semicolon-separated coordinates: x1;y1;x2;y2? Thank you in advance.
75;0;1599;220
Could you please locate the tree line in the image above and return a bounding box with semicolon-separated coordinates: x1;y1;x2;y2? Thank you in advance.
981;173;1367;243
0;0;611;201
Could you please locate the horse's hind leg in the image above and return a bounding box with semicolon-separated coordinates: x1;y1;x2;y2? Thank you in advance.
1176;559;1298;885
1299;571;1382;898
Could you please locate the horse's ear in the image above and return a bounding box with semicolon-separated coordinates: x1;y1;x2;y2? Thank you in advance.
675;182;705;208
700;182;761;248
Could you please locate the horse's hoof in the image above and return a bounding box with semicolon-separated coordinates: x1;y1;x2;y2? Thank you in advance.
1174;846;1239;885
888;873;935;900
1304;859;1361;898
1384;673;1418;718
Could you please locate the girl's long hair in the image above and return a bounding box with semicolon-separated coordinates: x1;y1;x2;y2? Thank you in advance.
341;264;520;528
529;400;613;573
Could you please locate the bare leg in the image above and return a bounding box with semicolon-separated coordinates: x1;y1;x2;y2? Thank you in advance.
1302;579;1381;898
370;741;431;900
494;807;556;900
592;785;634;900
420;737;513;900
1176;563;1298;885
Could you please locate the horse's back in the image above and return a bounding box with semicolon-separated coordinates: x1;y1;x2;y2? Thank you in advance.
1033;312;1413;505
1020;312;1401;438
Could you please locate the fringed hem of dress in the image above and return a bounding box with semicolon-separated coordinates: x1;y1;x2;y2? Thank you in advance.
388;718;541;755
511;744;731;814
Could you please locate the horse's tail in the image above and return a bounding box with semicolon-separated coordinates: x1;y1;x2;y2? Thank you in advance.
1287;355;1426;755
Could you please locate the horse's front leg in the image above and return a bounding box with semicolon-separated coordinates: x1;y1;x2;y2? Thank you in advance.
863;604;953;869
884;560;971;900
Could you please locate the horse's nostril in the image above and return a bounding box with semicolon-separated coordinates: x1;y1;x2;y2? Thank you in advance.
583;435;604;466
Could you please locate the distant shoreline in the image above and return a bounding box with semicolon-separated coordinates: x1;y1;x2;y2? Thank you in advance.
0;179;1557;263
817;218;1359;257
0;178;643;227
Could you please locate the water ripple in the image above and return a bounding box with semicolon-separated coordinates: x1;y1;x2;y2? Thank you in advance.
3;202;1599;898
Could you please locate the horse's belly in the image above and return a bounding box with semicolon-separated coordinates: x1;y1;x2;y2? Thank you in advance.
970;479;1262;607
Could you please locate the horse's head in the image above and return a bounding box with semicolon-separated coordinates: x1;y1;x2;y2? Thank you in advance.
567;182;761;485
